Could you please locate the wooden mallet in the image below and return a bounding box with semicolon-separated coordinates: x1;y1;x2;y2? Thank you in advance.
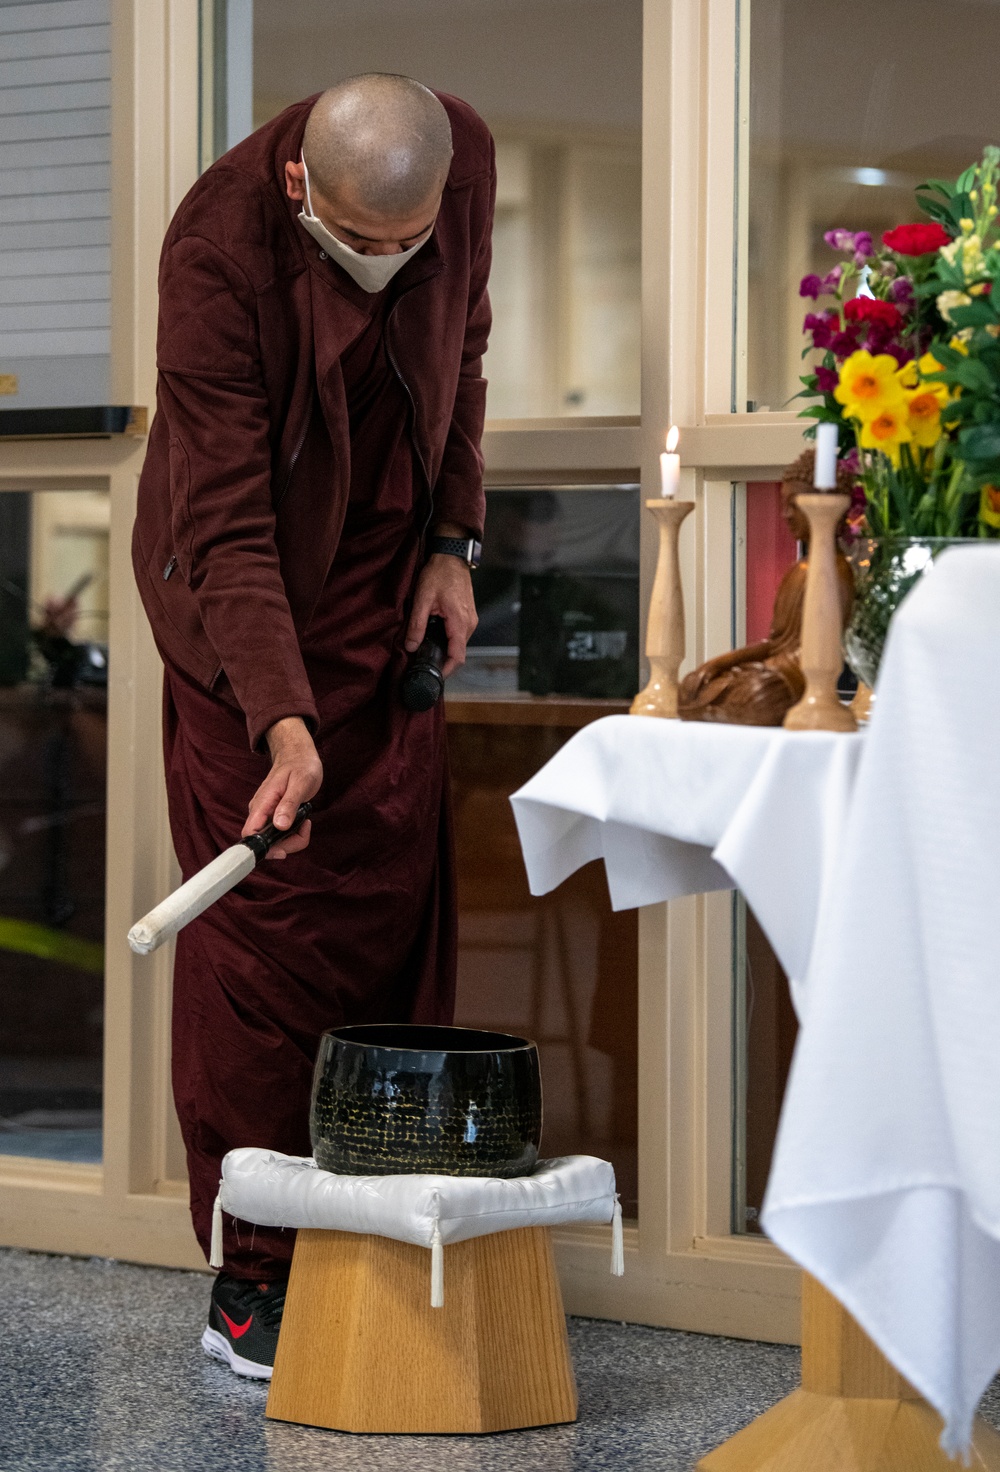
127;803;312;955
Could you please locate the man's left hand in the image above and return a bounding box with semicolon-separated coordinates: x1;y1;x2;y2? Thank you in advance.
405;552;477;678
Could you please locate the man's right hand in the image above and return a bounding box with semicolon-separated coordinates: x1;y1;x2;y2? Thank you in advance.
243;716;323;859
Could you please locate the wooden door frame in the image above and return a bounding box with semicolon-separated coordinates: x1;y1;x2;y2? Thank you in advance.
0;0;201;1269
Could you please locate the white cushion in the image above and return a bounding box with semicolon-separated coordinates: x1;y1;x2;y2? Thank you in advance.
217;1148;618;1248
212;1150;624;1306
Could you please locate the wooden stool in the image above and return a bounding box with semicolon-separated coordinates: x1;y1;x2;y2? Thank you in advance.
266;1224;578;1435
698;1274;1000;1470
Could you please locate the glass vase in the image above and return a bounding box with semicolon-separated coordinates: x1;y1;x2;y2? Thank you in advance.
844;536;976;689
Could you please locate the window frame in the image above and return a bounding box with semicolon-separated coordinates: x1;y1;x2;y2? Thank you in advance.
0;0;803;1345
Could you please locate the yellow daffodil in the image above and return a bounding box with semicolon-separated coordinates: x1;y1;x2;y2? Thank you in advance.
980;485;1000;529
859;402;913;464
905;389;945;448
915;353;952;403
834;350;906;423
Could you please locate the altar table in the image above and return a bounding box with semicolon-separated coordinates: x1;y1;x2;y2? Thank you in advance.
511;545;1000;1461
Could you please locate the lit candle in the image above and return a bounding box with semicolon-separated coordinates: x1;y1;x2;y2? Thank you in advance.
660;425;680;497
814;421;839;490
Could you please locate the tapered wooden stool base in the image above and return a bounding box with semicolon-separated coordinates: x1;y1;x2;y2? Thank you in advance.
698;1276;1000;1471
266;1225;578;1435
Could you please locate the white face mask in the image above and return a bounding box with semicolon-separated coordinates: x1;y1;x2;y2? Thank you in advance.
297;157;433;293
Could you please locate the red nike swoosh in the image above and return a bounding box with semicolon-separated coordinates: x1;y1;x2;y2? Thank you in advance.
219;1307;253;1339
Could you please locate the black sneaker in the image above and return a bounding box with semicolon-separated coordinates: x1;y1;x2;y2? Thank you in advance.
201;1272;287;1380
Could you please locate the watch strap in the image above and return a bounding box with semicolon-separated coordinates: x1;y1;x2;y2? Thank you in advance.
429;534;482;569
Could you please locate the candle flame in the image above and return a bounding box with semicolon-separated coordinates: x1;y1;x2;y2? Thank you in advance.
665;425;679;453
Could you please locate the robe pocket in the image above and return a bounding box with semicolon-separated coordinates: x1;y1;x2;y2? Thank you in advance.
167;436;195;581
144;519;219;689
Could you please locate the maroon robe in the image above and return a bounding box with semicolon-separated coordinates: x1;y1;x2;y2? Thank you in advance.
132;93;493;750
165;292;456;1278
134;95;492;1278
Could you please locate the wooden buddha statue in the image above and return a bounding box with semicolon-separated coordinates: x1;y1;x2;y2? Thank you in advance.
677;451;856;727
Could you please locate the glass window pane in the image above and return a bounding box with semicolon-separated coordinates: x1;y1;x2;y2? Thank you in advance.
448;483;639;1216
0;490;108;1163
747;0;1000;412
251;0;642;417
450;721;638;1218
451;486;641;698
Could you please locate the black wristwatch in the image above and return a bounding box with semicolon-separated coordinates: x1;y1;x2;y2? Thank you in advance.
429;534;482;570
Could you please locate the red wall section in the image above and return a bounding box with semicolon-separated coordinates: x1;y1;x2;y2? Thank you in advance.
745;481;799;645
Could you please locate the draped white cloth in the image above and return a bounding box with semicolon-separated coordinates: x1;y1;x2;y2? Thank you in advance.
511;717;864;1011
510;545;1000;1452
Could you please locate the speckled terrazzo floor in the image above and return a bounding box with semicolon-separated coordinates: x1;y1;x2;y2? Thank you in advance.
2;1248;999;1472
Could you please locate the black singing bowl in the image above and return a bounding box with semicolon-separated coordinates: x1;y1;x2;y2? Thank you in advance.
309;1024;542;1178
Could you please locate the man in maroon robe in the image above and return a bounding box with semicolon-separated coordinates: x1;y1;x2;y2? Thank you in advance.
132;75;493;1376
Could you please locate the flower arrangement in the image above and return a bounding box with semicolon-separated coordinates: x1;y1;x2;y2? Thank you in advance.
797;148;1000;540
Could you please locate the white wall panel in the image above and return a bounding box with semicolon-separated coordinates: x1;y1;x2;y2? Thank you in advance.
0;77;110;110
0;270;106;303
4;187;107;220
0;21;108;60
3;132;109;166
0;0;110;406
0;161;109;192
0;245;109;275
0;216;109;248
0;2;107;31
0;299;108;329
0;47;108;83
0;327;107;355
0;105;107;140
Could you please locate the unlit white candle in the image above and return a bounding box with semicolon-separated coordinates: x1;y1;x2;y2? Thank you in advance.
814;421;839;489
660;426;680;497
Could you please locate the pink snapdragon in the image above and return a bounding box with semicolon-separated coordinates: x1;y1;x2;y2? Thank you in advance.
800;265;844;300
823;228;874;267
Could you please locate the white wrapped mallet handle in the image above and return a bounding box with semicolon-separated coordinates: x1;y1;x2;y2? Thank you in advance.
127;803;312;955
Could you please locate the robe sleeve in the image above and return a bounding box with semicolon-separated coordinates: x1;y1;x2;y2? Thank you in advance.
155;233;319;750
431;140;496;538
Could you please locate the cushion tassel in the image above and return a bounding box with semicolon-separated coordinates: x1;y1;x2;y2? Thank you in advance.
430;1221;444;1308
611;1196;625;1276
209;1187;225;1270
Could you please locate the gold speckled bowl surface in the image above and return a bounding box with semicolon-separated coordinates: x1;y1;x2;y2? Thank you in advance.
309;1023;542;1177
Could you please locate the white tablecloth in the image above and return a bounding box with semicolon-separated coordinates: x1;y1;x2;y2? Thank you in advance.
510;545;1000;1453
512;716;863;1009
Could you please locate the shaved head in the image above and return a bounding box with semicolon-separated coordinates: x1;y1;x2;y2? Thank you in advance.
303;75;453;219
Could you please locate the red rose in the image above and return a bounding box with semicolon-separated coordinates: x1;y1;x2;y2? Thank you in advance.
843;296;904;331
882;222;951;255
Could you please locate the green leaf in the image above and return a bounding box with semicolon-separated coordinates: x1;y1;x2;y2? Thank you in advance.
917;179;956;200
951;358;996;393
915;197;957;230
948;300;1000;328
959;423;1000;462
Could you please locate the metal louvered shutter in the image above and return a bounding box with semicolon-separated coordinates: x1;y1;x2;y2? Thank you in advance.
0;0;110;409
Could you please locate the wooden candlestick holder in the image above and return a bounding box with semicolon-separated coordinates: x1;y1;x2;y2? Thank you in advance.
630;499;695;718
783;493;856;734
